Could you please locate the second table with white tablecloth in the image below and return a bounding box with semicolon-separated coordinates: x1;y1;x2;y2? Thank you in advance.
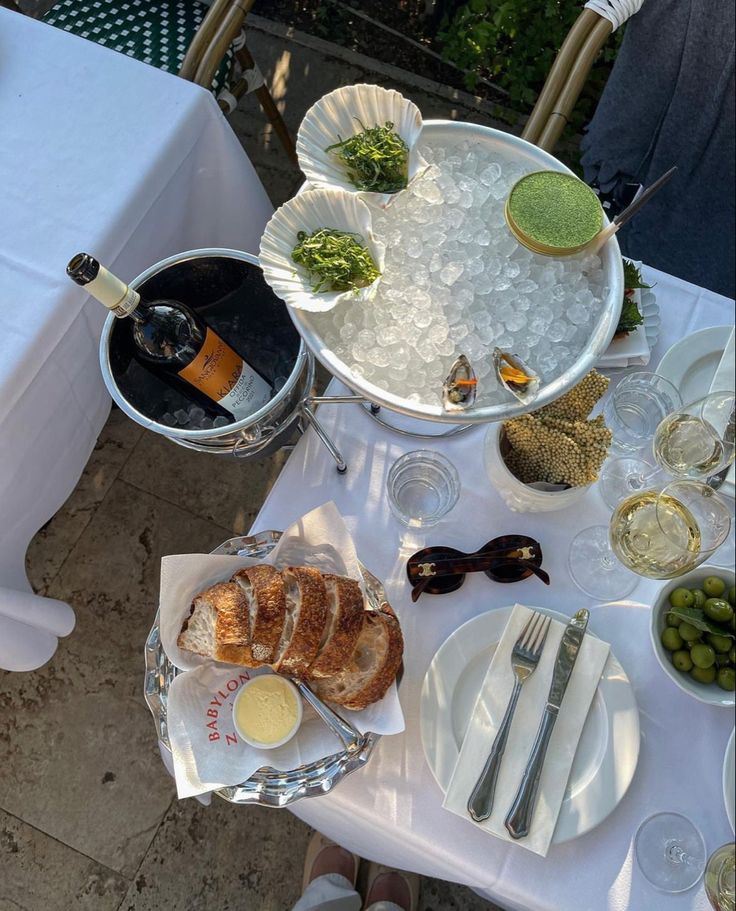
0;9;272;671
247;266;734;911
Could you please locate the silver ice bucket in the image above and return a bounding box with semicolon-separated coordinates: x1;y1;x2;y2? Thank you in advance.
99;249;314;459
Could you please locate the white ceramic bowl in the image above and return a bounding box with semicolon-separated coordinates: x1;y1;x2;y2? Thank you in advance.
296;83;428;207
232;675;303;749
483;424;592;513
649;564;735;708
259;187;385;313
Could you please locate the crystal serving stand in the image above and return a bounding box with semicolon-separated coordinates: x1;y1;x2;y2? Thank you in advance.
143;530;397;807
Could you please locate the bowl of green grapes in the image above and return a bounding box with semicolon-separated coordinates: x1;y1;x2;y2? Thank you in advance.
650;566;735;707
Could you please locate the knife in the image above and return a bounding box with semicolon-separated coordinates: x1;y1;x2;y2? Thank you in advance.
504;608;590;839
589;166;676;254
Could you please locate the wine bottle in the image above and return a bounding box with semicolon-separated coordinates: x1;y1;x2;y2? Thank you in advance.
67;253;272;423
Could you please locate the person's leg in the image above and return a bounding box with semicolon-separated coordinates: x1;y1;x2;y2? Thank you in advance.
293;873;361;911
291;832;361;911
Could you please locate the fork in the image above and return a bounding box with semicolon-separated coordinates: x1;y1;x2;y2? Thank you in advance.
467;611;551;822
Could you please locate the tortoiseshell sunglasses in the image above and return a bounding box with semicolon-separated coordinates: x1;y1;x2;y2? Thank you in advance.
406;535;548;602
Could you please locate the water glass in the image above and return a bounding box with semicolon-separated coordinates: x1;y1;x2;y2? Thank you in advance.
387;450;460;528
604;372;682;453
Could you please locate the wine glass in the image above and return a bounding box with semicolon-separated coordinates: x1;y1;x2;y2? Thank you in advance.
569;480;732;599
654;392;736;481
705;843;736;911
610;480;732;579
635;812;706;893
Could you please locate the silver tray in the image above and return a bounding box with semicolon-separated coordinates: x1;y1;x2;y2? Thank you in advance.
291;120;624;424
143;530;389;807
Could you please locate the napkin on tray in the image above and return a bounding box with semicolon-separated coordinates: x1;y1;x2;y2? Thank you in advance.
709;327;735;492
158;501;405;799
597;263;653;369
443;604;610;856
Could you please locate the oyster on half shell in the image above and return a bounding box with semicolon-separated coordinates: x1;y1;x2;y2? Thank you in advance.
493;348;540;405
442;355;477;411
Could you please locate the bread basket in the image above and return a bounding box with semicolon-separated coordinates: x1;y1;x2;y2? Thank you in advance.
144;530;396;806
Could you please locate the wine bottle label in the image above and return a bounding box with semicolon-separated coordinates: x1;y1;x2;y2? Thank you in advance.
178;329;271;419
82;264;141;317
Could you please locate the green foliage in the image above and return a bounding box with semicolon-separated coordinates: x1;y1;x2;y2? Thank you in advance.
439;0;621;126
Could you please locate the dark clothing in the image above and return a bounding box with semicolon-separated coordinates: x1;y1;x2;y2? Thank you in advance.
581;0;735;298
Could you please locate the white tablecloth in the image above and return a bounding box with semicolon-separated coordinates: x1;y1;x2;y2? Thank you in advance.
250;267;735;911
0;9;272;670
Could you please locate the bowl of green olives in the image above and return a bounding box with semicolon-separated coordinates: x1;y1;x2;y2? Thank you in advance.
650;566;735;707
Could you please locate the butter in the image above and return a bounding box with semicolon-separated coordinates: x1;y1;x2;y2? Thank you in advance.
233;675;301;747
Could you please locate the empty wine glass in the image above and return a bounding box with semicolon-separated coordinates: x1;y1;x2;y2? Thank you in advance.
653;391;736;481
635;812;706;893
598;456;664;511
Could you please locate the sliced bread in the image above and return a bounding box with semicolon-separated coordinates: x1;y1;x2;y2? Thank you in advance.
310;604;404;710
230;564;286;666
306;573;364;679
176;582;249;664
273;566;329;676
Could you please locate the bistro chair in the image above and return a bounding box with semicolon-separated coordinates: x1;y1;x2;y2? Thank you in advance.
41;0;297;162
522;0;644;152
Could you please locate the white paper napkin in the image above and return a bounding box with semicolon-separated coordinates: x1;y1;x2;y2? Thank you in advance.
168;664;402;798
709;327;735;491
158;501;405;798
443;604;610;856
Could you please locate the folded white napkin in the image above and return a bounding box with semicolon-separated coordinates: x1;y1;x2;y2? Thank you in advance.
158;501;405;798
443;604;610;856
709;327;735;492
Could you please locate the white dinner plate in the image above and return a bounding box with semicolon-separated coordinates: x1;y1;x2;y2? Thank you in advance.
657;325;731;406
420;606;640;844
724;729;735;833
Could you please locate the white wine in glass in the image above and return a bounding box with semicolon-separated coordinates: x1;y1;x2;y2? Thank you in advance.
705;843;735;911
653;392;736;480
609;480;731;580
610;490;701;578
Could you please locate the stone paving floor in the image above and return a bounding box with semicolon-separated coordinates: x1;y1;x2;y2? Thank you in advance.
1;19;507;911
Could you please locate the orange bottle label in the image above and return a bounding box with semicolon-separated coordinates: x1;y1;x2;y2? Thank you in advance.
178;329;271;417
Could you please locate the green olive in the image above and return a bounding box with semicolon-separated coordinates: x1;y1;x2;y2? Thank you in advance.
665;611;681;627
730;646;736;665
707;633;733;654
669;587;695;608
678;622;701;642
717;667;736;691
703;576;727;597
704;598;734;624
690;589;707;609
729;586;735;607
672;650;693;672
691;643;716;668
690;665;717;685
662;627;684;651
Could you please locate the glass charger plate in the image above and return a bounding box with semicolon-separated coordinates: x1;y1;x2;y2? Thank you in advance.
143;530;388;807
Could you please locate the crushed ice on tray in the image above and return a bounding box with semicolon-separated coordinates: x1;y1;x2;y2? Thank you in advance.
310;139;609;408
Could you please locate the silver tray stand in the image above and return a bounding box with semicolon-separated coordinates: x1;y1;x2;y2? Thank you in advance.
143;530;393;808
